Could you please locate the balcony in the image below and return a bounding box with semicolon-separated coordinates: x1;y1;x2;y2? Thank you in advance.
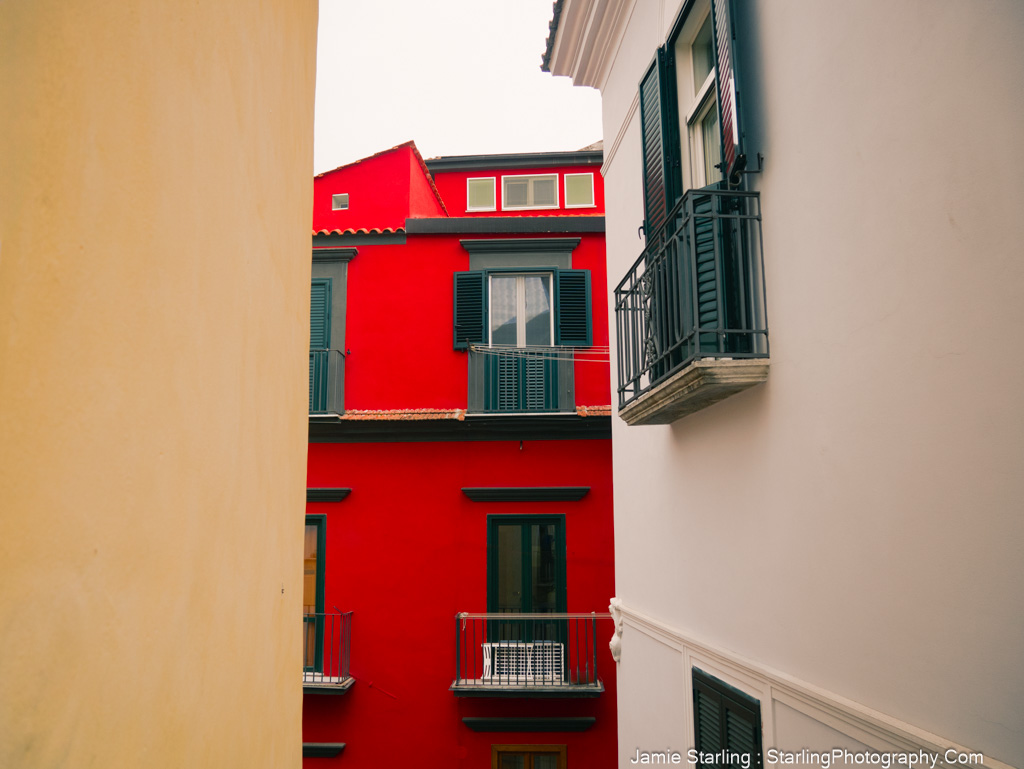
309;349;344;416
615;188;769;425
303;610;353;695
451;612;609;698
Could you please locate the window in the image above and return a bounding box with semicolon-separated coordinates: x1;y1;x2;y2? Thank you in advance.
692;669;763;768
487;515;566;617
454;268;591;413
467;177;497;211
563;173;595;208
492;745;567;769
331;193;349;210
303;516;326;672
502;174;559;210
640;0;743;235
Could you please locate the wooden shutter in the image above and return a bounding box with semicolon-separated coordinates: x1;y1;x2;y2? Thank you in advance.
640;47;681;238
711;0;743;182
693;669;763;769
309;279;332;413
453;271;487;349
310;279;332;349
555;269;592;346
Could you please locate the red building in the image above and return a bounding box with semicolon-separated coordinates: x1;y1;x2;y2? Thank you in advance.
303;142;615;769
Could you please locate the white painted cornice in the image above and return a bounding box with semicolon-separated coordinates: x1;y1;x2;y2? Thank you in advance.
547;0;635;90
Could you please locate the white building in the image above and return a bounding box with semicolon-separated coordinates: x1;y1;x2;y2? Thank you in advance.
544;1;1023;767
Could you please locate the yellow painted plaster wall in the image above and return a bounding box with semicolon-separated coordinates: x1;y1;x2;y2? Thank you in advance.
0;2;317;766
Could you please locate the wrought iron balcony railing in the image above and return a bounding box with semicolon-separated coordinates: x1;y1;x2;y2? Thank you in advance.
451;612;610;697
309;349;344;415
303;610;352;693
615;188;768;411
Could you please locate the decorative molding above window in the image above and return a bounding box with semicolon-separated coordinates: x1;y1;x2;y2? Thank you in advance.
306;488;351;502
302;744;346;758
462;717;596;732
312;247;357;263
461;487;590;502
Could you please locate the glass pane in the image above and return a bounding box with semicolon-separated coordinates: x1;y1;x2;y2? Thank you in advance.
505;178;528;207
565;173;593;206
523;276;552;346
467;178;494;209
534;755;559;769
702;105;722;185
303;524;319;614
692;15;714;92
490;276;518;346
304;619;316;667
532;177;556;206
499;756;526;769
531;524;558;612
496;525;523;614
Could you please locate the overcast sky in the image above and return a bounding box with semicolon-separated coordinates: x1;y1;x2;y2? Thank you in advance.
313;0;603;174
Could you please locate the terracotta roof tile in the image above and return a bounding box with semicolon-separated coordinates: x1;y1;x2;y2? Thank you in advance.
339;408;466;422
312;227;405;236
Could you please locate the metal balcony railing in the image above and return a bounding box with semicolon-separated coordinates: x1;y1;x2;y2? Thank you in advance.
303;610;352;691
451;612;610;696
309;349;344;415
615;188;768;410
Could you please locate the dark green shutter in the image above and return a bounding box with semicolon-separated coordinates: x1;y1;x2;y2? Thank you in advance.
309;279;332;413
692;669;762;769
710;0;743;183
453;271;487;350
639;47;680;238
555;269;592;347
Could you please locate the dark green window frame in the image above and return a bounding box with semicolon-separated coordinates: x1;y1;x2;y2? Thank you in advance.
309;277;333;414
692;668;763;768
486;514;567;614
304;515;327;673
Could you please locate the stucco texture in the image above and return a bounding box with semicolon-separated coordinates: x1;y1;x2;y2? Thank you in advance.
0;2;317;767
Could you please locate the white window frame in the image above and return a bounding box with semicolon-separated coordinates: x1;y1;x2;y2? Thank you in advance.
465;177;496;212
331;193;349;211
673;1;721;191
563;172;595;209
500;174;560;211
487;272;555;348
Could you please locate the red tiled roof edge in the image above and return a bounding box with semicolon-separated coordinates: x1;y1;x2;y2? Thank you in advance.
313;226;405;236
575;405;612;417
338;408;467;422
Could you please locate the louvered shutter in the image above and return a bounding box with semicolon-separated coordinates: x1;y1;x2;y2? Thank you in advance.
309;279;332;413
711;0;743;182
640;48;680;238
453;271;487;350
690;193;721;352
555;269;591;347
693;669;763;769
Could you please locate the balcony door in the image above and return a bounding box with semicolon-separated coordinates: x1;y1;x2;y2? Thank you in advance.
303;516;326;672
487;516;566;642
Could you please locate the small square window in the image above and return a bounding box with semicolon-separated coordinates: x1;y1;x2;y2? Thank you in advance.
331;193;349;211
564;173;595;208
467;178;496;211
501;174;559;210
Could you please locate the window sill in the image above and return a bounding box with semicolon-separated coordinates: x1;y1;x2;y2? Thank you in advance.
619;358;768;426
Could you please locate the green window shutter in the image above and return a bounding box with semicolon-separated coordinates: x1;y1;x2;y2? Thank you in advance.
453;271;487;350
555;269;592;347
310;279;332;349
309;279;332;413
710;0;743;183
692;669;763;769
639;47;680;238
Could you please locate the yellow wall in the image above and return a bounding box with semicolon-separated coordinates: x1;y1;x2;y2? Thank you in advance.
0;2;317;766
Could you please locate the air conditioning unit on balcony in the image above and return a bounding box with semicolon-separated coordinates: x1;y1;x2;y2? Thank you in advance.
481;641;564;684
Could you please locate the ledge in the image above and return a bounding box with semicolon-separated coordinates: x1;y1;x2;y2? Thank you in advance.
462;487;589;502
405;217;604;234
303;676;355;696
302;743;346;758
450;681;604;698
462;717;596;732
306;488;351;503
619;358;769;426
